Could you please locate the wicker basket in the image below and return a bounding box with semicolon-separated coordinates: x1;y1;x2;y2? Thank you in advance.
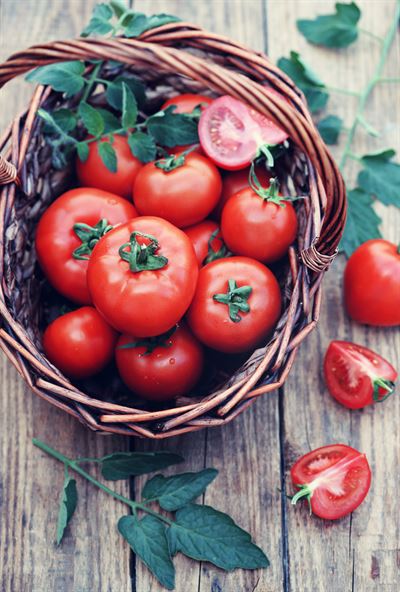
0;22;346;439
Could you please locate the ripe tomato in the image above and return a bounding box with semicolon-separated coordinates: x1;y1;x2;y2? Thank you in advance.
35;188;137;304
184;220;230;266
344;239;400;326
221;185;298;263
198;93;289;170
116;324;204;401
161;93;213;114
324;341;397;409
133;153;222;228
76;135;143;199
43;307;117;380
186;256;281;353
290;444;371;520
87;216;198;337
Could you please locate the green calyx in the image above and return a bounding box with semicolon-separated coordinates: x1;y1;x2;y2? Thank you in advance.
291;484;313;515
203;229;232;265
119;231;168;272
154;152;186;172
256;144;275;167
213;279;252;323
72;218;113;260
372;377;396;402
118;326;177;355
249;162;303;206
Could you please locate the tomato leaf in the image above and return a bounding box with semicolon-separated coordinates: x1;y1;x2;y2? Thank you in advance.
118;515;175;590
98;140;117;172
358;149;400;206
277;51;329;112
124;13;181;37
110;0;127;18
106;76;147;110
142;469;218;511
79;101;105;136
81;3;114;37
147;106;199;147
44;108;77;133
297;2;361;48
128;131;157;163
101;451;184;480
56;474;78;545
76;142;89;162
25;61;86;97
339;188;382;257
121;83;138;129
317;115;343;145
96;108;121;133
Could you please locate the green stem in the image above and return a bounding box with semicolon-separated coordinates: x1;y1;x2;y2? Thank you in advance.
378;77;400;84
358;28;384;44
82;62;102;103
324;85;360;97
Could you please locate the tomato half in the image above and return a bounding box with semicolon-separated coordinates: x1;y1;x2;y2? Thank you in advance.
290;444;371;520
184;220;230;266
116;324;204;401
87;216;198;337
324;341;397;409
161;93;213;114
186;256;281;353
133;153;222;228
344;239;400;326
76;135;143;199
43;307;117;379
35;188;137;304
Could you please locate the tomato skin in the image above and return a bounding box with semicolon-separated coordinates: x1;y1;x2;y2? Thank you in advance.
344;240;400;326
324;341;397;409
161;93;213;114
186;256;281;353
184;220;225;266
35;188;137;304
221;187;298;263
43;307;117;380
133;153;222;228
76;135;143;199
87;216;198;337
291;444;371;520
116;325;204;401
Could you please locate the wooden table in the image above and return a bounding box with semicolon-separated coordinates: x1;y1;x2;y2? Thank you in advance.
0;1;399;590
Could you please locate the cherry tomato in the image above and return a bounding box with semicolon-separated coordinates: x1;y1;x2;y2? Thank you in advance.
161;93;213;114
290;444;371;520
87;216;198;337
184;220;230;266
186;256;281;353
324;340;397;409
344;239;400;326
133;153;222;228
43;307;117;380
116;324;204;401
35;188;137;304
76;135;143;199
198;93;289;170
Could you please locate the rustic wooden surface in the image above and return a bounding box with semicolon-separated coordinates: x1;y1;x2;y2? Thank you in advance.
0;1;399;591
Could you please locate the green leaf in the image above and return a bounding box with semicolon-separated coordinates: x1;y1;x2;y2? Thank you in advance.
147;107;199;147
26;61;85;97
76;142;89;162
339;188;382;257
101;451;184;480
110;0;128;18
142;469;218;511
317;115;343;145
121;83;138;129
358;149;400;206
167;504;269;570
297;2;361;48
124;13;181;37
128;131;157;163
106;76;146;110
56;475;78;545
81;3;114;37
47;108;77;133
98;141;117;172
78;102;105;136
277;51;328;112
118;515;175;590
96;108;121;133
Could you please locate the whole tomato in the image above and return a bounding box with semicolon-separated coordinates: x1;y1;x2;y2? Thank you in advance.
186;256;281;353
344;239;400;326
184;220;230;266
76;135;143;199
133;153;222;228
116;324;204;401
87;216;198;337
161;93;213;113
43;307;117;379
35;188;137;304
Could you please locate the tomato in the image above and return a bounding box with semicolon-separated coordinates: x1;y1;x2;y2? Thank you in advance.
221;184;298;263
290;444;371;520
198;93;289;170
324;341;397;409
43;307;117;380
161;93;213;114
186;256;281;353
35;188;137;304
76;135;143;199
344;239;400;326
87;216;198;337
184;220;230;266
133;153;222;228
116;324;204;401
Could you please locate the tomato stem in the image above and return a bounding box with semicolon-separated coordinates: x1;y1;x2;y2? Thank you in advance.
203;229;232;265
372;378;396;402
118;326;177;355
213;279;252;323
72;218;114;260
291;484;313;515
119;231;168;272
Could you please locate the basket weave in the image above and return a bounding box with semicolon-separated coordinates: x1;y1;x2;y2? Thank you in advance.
0;22;346;438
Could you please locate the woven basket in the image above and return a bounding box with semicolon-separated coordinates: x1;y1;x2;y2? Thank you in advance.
0;22;346;439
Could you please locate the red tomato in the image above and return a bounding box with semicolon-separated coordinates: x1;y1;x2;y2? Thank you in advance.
116;325;204;401
221;186;298;263
290;444;371;520
186;256;281;353
344;240;400;326
161;93;213;114
199;93;289;170
184;220;230;266
133;153;222;228
43;307;117;379
87;216;198;337
35;188;137;304
76;135;143;199
324;340;397;409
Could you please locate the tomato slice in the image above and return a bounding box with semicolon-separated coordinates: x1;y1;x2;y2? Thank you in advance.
291;444;371;520
324;341;397;409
